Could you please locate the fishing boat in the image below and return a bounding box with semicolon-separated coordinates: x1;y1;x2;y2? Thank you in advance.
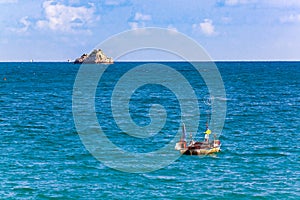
175;123;221;155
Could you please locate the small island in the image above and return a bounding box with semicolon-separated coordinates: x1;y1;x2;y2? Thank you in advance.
74;49;113;64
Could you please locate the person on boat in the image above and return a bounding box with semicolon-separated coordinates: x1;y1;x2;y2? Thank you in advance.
204;128;211;142
189;133;195;146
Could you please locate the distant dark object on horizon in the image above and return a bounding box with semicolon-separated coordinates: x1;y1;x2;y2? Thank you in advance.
74;49;113;64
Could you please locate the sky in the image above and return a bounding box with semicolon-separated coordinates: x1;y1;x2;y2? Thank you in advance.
1;0;300;61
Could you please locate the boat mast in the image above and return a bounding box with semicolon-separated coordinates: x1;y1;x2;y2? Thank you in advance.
181;123;186;142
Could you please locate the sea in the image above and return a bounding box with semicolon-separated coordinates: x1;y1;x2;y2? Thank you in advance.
0;61;299;199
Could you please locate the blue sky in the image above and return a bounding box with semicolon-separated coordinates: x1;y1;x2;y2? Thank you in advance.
1;0;300;61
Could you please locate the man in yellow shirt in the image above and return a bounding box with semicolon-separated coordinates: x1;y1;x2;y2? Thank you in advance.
204;128;211;142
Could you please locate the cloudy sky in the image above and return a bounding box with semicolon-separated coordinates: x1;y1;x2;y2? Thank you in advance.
1;0;300;61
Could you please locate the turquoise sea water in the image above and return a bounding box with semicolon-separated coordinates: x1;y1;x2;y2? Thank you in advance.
0;62;299;199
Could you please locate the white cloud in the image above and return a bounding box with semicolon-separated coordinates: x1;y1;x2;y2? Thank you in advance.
36;0;97;33
167;25;178;32
0;0;17;3
19;16;31;32
8;16;31;33
280;14;300;23
193;19;216;36
128;12;152;30
134;12;151;21
128;22;139;30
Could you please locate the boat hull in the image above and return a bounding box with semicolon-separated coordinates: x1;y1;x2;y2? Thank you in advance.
180;147;220;155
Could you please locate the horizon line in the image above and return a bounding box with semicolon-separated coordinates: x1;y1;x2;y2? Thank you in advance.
1;59;300;62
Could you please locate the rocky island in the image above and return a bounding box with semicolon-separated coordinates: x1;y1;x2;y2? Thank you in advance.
74;49;113;64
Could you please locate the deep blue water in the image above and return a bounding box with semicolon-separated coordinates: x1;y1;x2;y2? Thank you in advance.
0;62;299;199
